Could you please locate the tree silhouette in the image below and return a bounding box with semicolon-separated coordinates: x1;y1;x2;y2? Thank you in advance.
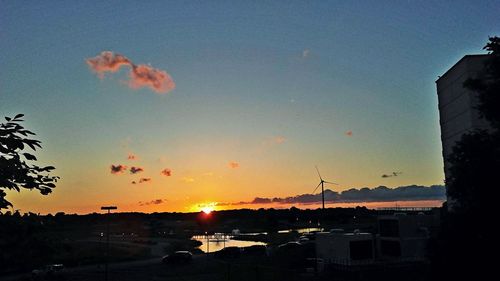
0;114;59;209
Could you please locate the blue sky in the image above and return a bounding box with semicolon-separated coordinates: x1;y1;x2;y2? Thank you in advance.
1;1;499;213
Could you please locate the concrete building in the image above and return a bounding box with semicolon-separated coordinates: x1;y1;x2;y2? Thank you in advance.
377;213;437;260
436;54;491;205
316;230;374;265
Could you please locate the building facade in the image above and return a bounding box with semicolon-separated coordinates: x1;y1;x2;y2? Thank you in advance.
435;54;490;206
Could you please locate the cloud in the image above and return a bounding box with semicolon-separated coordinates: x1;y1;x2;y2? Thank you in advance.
345;130;353;137
127;154;137;160
86;51;175;94
182;177;195;183
86;51;131;78
139;199;165;206
226;185;445;205
129;64;175;94
228;161;240;169
203;172;214;177
274;136;287;144
302;49;310;58
110;164;127;174
130;166;144;174
161;168;172;177
139;178;152;183
381;171;402;178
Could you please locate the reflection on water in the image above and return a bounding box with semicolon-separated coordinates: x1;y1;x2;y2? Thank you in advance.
277;227;323;234
192;235;266;253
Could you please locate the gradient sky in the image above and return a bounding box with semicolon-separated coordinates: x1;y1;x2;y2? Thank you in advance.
1;1;499;214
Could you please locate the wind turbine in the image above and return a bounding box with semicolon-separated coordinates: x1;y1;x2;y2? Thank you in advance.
313;166;338;210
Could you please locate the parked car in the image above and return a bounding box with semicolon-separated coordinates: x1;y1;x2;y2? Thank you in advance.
32;264;65;279
214;246;241;259
162;251;193;264
242;245;267;257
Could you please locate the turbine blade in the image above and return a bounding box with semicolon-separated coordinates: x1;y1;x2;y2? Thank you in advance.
315;166;323;180
312;182;322;194
324;181;339;185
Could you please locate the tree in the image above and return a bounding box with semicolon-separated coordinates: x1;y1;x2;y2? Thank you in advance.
0;114;59;209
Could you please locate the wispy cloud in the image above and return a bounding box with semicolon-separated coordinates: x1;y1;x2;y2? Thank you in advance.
86;51;175;94
381;171;402;178
345;130;353;137
203;172;214;177
130;166;144;174
223;185;445;206
161;168;172;177
182;177;195;183
110;164;127;174
274;136;287;144
139;199;166;206
302;49;310;58
127;153;137;160
228;161;240;169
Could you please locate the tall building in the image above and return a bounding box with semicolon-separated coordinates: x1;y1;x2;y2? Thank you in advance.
435;54;491;206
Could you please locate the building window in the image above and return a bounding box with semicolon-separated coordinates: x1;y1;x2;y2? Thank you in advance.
380;240;401;257
350;240;373;260
379;219;399;237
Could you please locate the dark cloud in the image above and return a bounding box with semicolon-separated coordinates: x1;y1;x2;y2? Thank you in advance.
110;164;127;174
139;178;152;183
160;168;172;176
130;166;144;174
345;130;353;137
226;185;445;205
382;171;402;178
139;199;165;206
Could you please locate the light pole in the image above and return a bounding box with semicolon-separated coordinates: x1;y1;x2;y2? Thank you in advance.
101;206;117;281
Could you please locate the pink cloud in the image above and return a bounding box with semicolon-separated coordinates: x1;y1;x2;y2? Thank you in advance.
228;161;240;169
161;168;172;177
274;136;287;144
345;130;353;137
86;51;132;78
129;64;175;94
110;164;127;174
127;153;137;160
86;51;175;94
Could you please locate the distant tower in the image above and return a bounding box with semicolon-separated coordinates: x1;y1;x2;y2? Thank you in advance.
435;54;491;210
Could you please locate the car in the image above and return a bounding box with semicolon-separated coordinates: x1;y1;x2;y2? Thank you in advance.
214;246;241;259
162;251;193;264
32;264;65;279
242;245;267;257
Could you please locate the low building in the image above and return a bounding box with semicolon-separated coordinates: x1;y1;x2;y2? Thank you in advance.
316;229;375;265
377;213;437;260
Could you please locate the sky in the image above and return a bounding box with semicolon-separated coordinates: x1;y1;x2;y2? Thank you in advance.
1;1;499;214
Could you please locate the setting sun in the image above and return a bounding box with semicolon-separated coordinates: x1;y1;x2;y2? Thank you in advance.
201;206;213;214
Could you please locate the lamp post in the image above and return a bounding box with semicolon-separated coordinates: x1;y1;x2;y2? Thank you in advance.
101;206;117;281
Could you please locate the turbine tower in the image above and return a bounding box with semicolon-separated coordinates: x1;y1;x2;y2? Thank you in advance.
313;166;338;210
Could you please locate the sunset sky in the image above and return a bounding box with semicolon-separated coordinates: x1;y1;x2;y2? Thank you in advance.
1;1;498;214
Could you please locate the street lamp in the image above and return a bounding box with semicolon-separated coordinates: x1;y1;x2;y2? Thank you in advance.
101;206;117;281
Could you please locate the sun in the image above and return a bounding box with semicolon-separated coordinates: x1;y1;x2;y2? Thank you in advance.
201;206;214;214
